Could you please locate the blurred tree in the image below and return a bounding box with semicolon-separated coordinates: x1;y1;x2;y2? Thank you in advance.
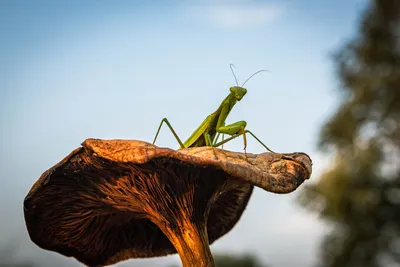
0;241;38;267
300;0;400;267
167;253;268;267
0;263;36;267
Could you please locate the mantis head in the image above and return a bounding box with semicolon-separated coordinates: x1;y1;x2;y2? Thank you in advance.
230;86;247;101
229;64;268;101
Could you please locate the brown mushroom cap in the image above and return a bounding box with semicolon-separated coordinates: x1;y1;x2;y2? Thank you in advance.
24;139;312;267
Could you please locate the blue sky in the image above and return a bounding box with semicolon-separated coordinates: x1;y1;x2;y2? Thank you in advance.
0;0;367;266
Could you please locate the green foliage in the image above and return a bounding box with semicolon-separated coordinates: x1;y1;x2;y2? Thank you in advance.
300;0;400;266
168;253;268;267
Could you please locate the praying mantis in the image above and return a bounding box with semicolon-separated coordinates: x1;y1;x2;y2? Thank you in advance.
152;64;276;159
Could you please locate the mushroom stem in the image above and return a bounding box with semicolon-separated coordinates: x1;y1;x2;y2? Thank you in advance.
161;220;215;267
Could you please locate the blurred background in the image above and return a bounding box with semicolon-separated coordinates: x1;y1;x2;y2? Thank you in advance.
1;0;399;266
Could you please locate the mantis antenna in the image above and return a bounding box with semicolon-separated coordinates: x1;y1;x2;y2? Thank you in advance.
230;64;239;86
241;69;269;87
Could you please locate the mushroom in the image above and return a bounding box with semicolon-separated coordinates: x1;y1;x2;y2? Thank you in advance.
24;139;312;267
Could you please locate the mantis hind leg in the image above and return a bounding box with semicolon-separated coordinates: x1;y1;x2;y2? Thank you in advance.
204;132;218;159
214;130;276;153
152;118;185;148
213;133;225;149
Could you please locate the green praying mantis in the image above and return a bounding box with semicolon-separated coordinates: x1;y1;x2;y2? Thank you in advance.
152;64;277;159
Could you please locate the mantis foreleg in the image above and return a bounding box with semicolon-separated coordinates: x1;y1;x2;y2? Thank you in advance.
215;120;248;151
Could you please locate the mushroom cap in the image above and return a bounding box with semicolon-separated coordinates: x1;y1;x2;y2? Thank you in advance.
24;139;312;266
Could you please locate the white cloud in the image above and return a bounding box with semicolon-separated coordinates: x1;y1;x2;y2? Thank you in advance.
187;3;284;29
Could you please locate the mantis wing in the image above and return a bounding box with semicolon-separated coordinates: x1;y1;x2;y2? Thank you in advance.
183;114;214;148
